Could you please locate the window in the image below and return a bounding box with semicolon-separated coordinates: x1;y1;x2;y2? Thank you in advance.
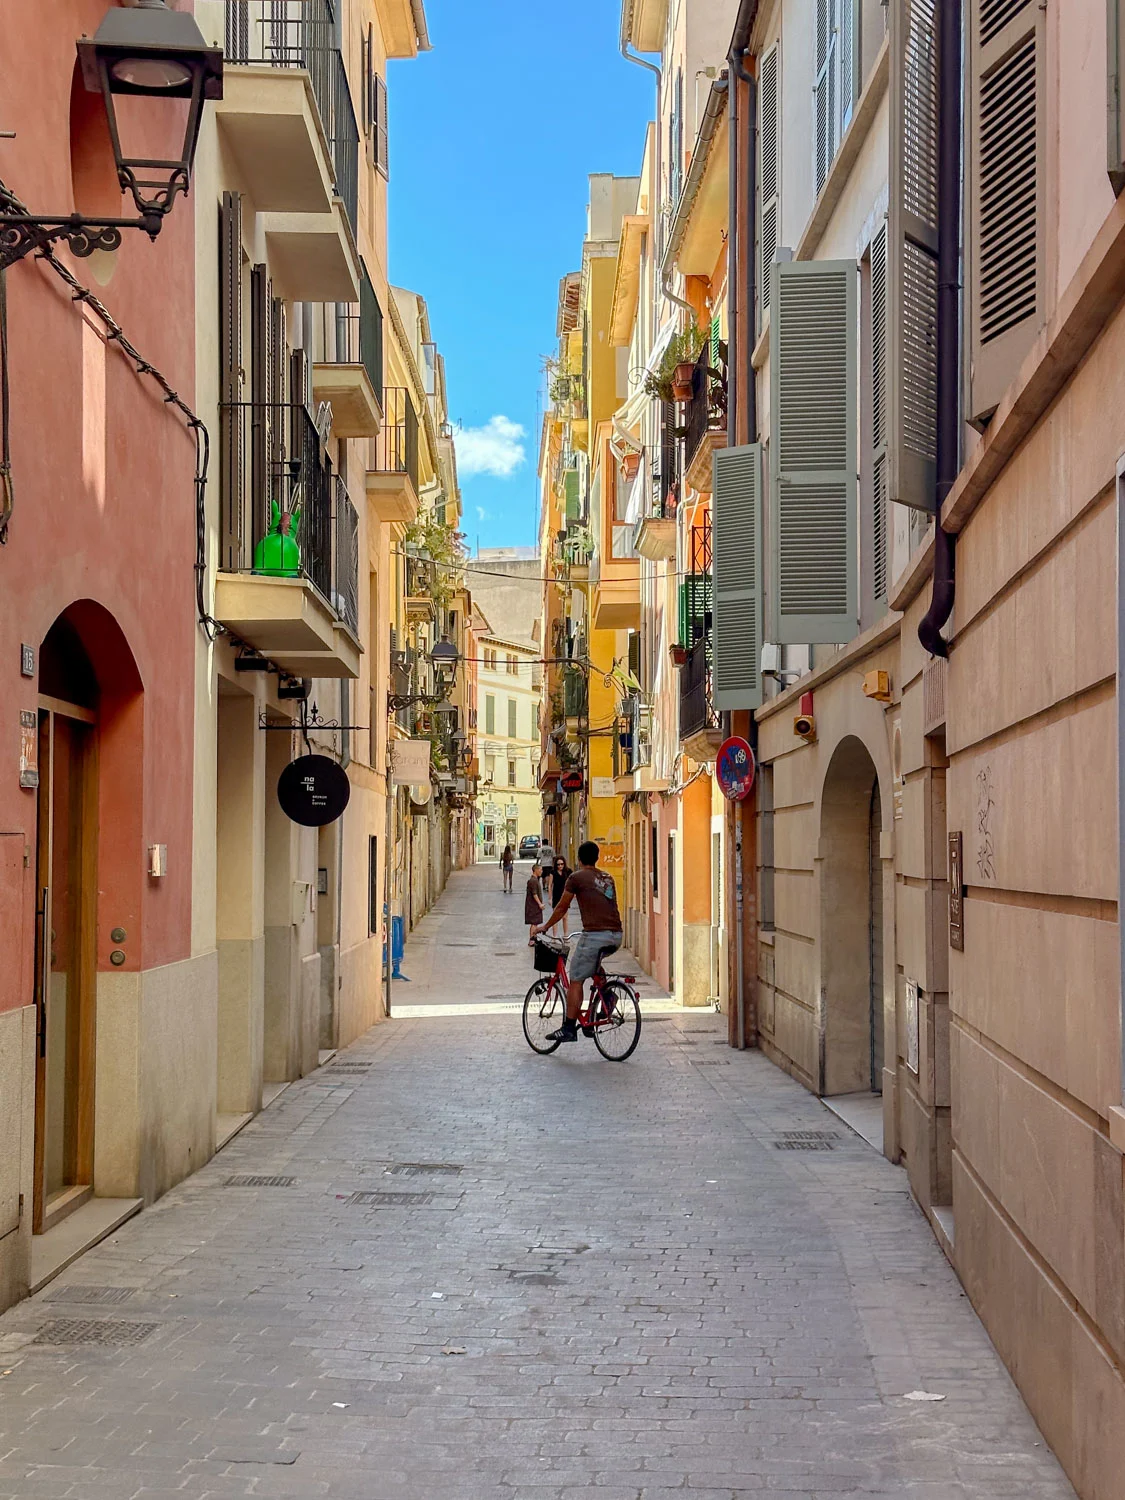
533;703;540;737
485;695;495;734
814;0;860;196
712;445;763;709
368;835;379;935
507;698;517;739
507;760;517;787
373;74;389;179
758;44;780;331
507;654;518;675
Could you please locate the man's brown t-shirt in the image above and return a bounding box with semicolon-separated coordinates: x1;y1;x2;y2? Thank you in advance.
564;866;622;932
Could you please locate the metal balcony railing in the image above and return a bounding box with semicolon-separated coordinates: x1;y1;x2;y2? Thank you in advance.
314;264;383;402
679;640;719;741
219;400;357;623
370;386;419;490
683;344;727;475
563;667;587;720
225;0;359;232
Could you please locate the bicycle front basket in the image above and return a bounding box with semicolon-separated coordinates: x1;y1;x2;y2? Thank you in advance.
533;938;565;973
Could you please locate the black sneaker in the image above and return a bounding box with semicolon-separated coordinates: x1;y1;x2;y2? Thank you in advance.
545;1023;577;1044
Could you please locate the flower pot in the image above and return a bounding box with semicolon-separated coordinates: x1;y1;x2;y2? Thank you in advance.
669;643;689;667
672;362;695;401
621;451;641;482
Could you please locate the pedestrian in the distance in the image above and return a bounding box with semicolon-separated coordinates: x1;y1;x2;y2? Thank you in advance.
500;843;514;894
548;854;572;937
525;862;545;937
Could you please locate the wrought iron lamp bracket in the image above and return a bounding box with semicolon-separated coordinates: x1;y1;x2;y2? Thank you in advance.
0;209;165;271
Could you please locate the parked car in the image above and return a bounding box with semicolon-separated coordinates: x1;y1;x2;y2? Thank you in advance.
518;835;542;860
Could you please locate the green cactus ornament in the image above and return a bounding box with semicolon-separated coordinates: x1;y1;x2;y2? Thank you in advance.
253;499;302;577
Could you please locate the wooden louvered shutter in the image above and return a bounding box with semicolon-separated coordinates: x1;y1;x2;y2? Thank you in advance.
758;42;780;330
969;0;1044;425
870;224;890;609
374;73;389;180
219;191;243;571
712;444;763;710
769;260;858;645
888;0;939;510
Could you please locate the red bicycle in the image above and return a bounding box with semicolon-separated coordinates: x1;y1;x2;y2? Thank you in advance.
523;937;642;1061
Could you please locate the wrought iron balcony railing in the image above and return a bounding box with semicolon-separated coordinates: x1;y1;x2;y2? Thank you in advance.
219;400;357;624
563;667;588;720
679;639;719;741
225;0;359;233
370;386;419;490
315;263;384;402
683;344;727;475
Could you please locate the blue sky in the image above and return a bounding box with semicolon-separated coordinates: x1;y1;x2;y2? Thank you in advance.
387;0;654;553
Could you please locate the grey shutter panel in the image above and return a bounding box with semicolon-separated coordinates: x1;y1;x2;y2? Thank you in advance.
815;0;831;193
769;259;858;645
374;73;389;180
887;0;939;510
870;224;889;607
1110;0;1125;193
219;191;243;572
712;443;763;710
758;43;781;329
969;0;1044;424
840;0;857;132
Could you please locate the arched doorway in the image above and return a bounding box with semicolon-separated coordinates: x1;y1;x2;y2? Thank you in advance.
819;737;886;1097
33;605;142;1234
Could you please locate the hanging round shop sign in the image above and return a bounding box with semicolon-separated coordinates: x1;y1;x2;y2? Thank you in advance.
716;736;756;802
277;754;351;827
560;770;585;793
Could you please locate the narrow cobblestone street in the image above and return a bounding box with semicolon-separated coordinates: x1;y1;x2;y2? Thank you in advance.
0;867;1075;1498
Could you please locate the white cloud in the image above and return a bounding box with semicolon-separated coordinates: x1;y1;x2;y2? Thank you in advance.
475;505;488;522
455;415;526;478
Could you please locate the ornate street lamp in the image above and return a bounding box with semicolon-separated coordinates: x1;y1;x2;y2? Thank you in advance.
429;635;460;698
0;1;222;268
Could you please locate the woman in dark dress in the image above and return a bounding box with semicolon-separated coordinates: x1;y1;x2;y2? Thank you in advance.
548;855;572;936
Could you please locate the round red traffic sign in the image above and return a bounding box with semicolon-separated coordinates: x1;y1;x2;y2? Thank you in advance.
560;770;584;793
716;736;756;802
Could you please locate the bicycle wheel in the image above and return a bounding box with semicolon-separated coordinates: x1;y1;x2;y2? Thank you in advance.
592;980;641;1062
522;976;565;1054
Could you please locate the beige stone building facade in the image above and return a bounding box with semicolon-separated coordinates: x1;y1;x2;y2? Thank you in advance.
718;1;1125;1494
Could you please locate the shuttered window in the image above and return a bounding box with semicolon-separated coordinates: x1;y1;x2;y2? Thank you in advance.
769;260;858;645
887;0;939;511
373;73;389;180
814;0;839;195
840;0;858;132
758;42;780;331
508;698;517;739
969;0;1043;424
712;444;763;710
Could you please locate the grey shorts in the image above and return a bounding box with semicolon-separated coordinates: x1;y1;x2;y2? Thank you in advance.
569;930;623;982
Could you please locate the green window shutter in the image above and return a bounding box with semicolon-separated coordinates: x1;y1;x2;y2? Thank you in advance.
769;259;858;645
888;0;939;512
758;42;781;329
485;695;495;735
712;444;763;710
709;314;721;369
814;0;838;195
840;0;858;133
508;698;517;738
678;580;688;645
564;468;580;520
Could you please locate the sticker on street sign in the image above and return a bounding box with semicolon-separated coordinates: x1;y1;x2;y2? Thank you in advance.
277;754;350;826
716;736;756;801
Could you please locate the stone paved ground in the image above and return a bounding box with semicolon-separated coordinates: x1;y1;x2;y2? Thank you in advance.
0;868;1076;1499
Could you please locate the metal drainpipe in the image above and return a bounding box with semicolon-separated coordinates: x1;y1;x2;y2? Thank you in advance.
918;0;962;657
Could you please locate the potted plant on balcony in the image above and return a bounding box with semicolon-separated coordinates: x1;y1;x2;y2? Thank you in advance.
643;321;704;404
621;448;641;483
669;642;689;667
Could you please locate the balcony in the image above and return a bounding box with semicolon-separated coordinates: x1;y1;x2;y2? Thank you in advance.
405;557;436;623
563;667;588;729
215;401;361;678
633;502;677;562
312;266;383;437
366;387;420;524
683;345;728;495
222;1;360;301
591;555;641;631
679;640;723;762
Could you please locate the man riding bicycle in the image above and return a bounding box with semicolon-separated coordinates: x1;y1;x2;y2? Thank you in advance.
530;840;623;1044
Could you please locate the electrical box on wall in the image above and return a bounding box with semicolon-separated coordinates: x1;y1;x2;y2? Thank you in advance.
148;844;167;878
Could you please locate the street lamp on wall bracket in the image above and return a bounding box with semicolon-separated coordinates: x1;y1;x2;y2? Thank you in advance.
0;1;222;270
387;635;462;714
